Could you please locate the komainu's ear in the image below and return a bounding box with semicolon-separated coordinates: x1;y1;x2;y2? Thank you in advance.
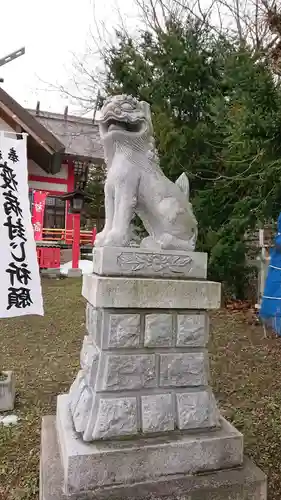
140;101;153;134
140;101;151;119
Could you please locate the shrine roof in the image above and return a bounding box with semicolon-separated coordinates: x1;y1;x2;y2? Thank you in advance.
0;87;65;173
27;109;104;164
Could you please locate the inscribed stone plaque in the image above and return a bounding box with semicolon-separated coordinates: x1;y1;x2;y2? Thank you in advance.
141;393;174;433
144;313;173;347
107;313;141;348
103;354;157;390
159;353;208;387
92;397;138;439
177;313;208;347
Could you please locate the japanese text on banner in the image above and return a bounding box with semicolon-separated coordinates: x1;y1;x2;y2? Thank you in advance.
0;132;44;317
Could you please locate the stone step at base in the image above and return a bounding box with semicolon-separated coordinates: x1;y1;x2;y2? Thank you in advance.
56;394;244;495
40;413;266;500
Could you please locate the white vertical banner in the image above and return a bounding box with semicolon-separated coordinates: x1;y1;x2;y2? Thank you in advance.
0;131;44;317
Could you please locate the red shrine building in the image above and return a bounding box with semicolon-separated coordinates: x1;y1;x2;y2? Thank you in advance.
0;88;104;268
0;87;104;252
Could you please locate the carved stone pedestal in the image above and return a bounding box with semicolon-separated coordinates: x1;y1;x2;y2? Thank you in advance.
40;247;267;499
70;248;221;441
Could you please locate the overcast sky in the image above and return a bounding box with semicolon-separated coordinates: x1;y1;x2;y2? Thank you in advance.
0;0;136;114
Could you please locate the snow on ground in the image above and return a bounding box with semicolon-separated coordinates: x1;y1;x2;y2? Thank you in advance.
60;259;93;276
0;414;19;426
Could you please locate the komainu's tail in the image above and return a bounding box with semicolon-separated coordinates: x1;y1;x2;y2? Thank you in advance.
175;172;189;200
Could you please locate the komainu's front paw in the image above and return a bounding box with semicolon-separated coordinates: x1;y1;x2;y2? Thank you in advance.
158;233;174;249
103;229;129;247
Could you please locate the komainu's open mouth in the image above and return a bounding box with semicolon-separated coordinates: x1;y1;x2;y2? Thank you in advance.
105;118;143;134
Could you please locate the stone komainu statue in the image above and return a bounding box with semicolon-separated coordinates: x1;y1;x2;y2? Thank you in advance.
95;94;198;252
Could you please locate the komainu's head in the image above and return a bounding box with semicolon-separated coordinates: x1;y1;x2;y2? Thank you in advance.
98;94;152;143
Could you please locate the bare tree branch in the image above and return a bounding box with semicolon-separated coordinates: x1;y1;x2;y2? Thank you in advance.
49;0;281;114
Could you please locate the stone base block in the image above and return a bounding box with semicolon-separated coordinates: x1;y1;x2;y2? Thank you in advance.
93;247;207;279
56;394;243;494
41;268;61;279
83;274;221;309
0;371;15;411
69;364;221;440
40;415;267;500
67;268;82;278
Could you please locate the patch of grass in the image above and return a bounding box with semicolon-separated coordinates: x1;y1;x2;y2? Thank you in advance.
0;278;84;500
210;310;281;500
0;280;281;499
